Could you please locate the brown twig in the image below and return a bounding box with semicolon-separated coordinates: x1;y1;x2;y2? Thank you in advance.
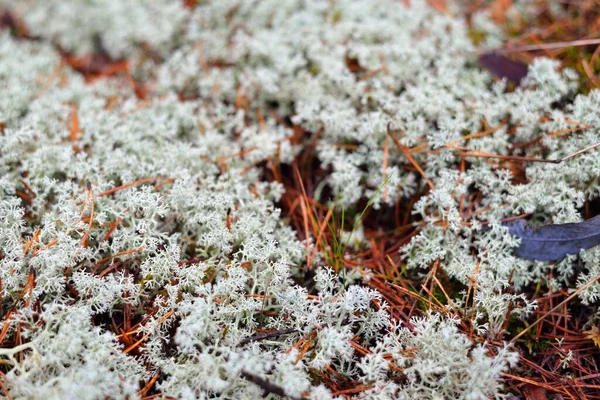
241;370;307;400
238;328;297;346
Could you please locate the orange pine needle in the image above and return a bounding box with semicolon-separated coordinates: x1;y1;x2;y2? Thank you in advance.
512;274;600;344
547;125;590;138
102;217;122;242
444;118;509;148
0;311;12;344
245;294;274;299
123;332;152;354
0;377;13;400
256;109;267;130
69;103;80;142
307;208;333;268
138;373;160;397
123;310;175;353
501;373;571;397
387;124;434;190
95;247;144;266
331;385;374;396
81;185;94;248
299;198;312;268
23;228;41;255
286;331;315;355
294;336;314;364
36;238;59;253
431;275;459;314
98;262;123;278
99;178;174;197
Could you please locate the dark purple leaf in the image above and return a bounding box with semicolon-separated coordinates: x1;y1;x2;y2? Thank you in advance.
505;215;600;261
479;53;529;86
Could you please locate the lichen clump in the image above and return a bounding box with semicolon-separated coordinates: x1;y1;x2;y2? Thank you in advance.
1;1;599;399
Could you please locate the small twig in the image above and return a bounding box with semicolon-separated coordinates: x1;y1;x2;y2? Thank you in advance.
241;370;307;400
560;141;600;162
238;328;297;346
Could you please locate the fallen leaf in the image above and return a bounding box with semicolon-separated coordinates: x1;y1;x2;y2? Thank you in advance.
506;214;600;261
479;52;529;86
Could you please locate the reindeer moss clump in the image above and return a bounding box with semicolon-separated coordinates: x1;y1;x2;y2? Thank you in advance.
1;1;599;399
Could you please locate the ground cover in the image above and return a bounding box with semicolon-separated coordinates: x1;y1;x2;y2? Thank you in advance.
1;1;600;399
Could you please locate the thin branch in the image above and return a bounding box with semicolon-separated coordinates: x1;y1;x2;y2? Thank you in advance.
238;328;297;346
241;370;307;400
